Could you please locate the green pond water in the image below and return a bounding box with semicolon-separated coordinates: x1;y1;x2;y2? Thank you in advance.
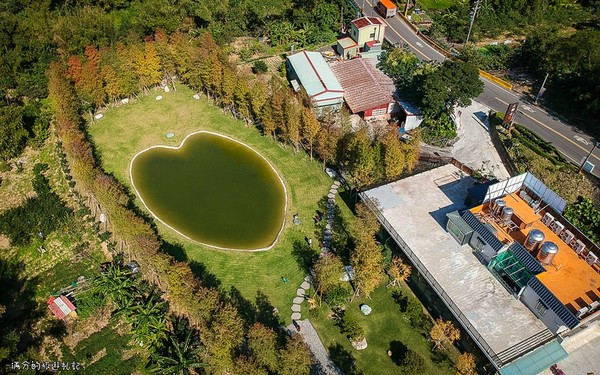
131;132;286;249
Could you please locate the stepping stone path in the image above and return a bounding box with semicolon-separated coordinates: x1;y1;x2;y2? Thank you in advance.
287;176;344;375
290;177;342;322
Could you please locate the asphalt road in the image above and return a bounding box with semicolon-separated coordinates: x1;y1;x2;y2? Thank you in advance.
357;0;600;178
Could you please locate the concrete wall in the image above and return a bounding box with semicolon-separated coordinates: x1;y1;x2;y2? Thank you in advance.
351;24;385;47
520;285;569;334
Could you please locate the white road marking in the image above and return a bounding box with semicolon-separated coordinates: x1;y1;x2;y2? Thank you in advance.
416;42;423;48
574;135;589;145
520;105;535;113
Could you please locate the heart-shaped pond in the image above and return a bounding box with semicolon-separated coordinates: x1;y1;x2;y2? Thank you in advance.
131;132;286;250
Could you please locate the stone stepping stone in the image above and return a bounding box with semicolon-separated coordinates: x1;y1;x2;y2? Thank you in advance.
329;188;337;194
328;193;335;199
293;296;304;304
291;312;301;320
333;181;341;187
326;223;332;230
296;288;306;297
300;281;310;289
304;275;312;283
291;304;301;312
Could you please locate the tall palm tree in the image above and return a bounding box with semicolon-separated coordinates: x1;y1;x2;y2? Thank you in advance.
92;262;137;309
150;317;208;375
122;293;168;350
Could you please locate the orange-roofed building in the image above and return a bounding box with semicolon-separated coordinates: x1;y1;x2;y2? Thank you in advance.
453;172;600;335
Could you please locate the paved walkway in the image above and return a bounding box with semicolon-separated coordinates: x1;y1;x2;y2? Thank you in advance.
288;178;344;374
421;101;511;180
286;319;343;375
290;179;341;322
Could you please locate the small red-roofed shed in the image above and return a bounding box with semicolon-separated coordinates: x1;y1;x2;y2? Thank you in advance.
48;295;77;320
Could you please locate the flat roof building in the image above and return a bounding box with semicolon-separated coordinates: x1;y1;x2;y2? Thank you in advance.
362;164;571;374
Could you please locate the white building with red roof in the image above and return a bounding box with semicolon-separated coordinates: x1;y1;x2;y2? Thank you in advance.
336;17;386;60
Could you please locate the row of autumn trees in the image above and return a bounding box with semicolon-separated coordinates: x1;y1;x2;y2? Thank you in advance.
62;29;421;188
46;55;311;375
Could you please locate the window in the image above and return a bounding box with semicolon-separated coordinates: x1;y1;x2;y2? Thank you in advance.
474;237;486;251
369;32;376;38
535;300;548;315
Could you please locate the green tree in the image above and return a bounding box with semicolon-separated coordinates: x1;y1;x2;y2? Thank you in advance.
247;323;278;373
91;262;138;309
419;60;483;118
380;127;406;180
339;313;364;340
313;253;345;300
563;197;600;244
300;107;321;160
151;317;208;375
123;293;168;350
278;334;311;375
344;127;376;187
401;349;426;374
378;48;420;90
0;105;28;161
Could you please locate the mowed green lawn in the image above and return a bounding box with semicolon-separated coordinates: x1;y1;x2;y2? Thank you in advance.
416;0;456;10
309;284;458;375
89;85;332;321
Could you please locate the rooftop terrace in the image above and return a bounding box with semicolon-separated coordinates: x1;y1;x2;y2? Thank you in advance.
362;164;552;368
471;193;600;313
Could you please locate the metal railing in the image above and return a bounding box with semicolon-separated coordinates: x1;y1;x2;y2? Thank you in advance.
359;192;555;369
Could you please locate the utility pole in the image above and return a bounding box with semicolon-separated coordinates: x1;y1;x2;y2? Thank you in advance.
578;141;599;173
464;0;482;47
534;73;549;105
405;0;410;16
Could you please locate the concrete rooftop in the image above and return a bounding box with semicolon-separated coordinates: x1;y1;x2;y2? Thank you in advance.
363;164;550;356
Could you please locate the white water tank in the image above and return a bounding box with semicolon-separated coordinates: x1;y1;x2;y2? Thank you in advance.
537;241;559;265
524;229;545;253
501;206;514;222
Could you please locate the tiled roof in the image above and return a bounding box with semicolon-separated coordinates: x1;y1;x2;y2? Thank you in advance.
508;242;546;275
351;17;384;29
330;58;395;113
527;277;579;329
462;210;504;252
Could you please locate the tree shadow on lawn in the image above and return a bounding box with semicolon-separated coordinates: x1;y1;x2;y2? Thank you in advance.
160;241;187;262
0;257;45;362
291;239;319;274
189;260;221;289
328;343;363;375
227;287;283;333
389;340;409;366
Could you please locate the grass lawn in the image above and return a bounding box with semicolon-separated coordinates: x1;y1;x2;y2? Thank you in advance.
88;85;333;321
60;322;145;374
308;284;458;375
416;0;456;10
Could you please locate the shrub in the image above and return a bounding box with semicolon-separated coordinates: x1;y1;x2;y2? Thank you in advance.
252;60;268;74
401;349;426;373
340;313;364;340
323;284;351;309
0;163;72;246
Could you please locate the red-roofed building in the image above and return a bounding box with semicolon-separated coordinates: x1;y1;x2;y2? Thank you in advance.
330;58;397;119
48;295;77;321
336;17;386;60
